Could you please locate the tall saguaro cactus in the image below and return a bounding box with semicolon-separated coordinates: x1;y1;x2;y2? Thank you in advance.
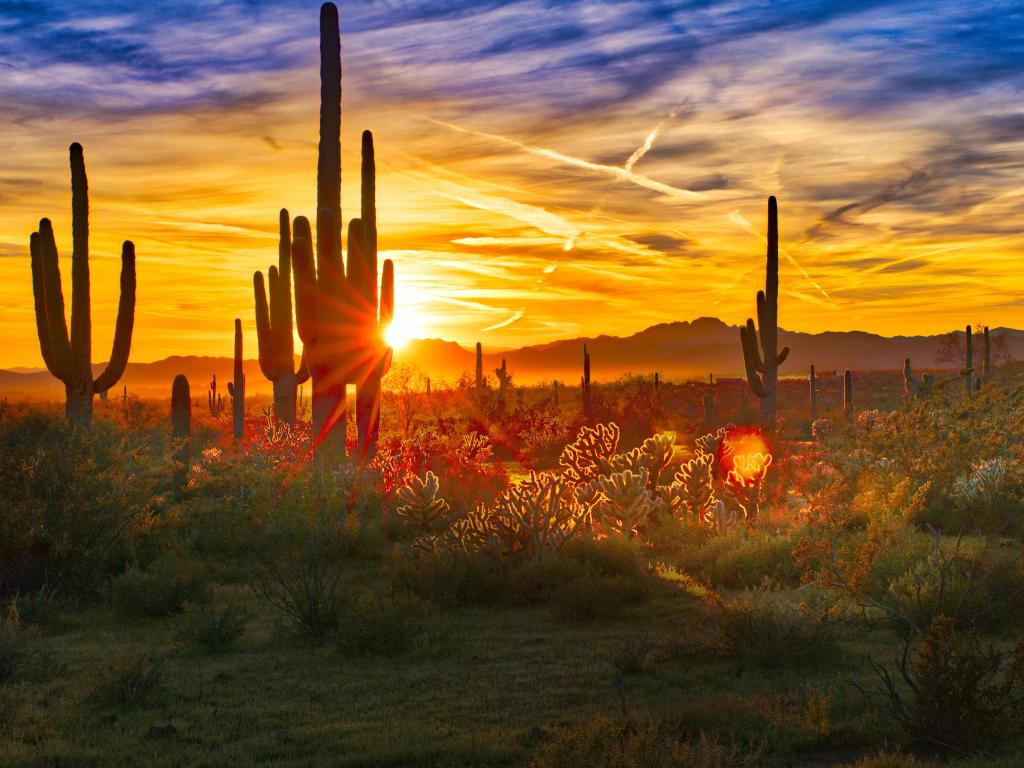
983;326;991;386
475;342;484;390
353;131;394;461
30;143;136;426
226;319;245;440
809;364;817;422
964;324;974;398
739;196;790;424
255;209;309;425
582;344;592;417
291;3;394;460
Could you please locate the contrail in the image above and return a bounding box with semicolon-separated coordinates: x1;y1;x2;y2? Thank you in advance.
729;210;833;303
482;310;525;332
624;103;685;172
429;119;705;201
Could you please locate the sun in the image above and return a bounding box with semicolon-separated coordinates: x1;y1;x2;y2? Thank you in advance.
384;311;419;351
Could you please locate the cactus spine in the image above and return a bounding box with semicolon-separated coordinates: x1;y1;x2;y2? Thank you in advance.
226;319;245;439
29;143;136;426
809;364;817;422
739;196;790;424
255;209;309;425
582;344;592;417
964;324;974;397
291;4;395;460
843;369;853;417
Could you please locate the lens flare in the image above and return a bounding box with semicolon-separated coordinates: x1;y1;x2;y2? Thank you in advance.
716;426;773;486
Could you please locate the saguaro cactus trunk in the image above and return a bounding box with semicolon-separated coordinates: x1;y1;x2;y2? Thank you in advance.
739;196;789;425
582;344;592;417
255;209;309;425
171;373;191;464
964;325;974;398
843;369;853;417
226;319;245;440
30;143;136;427
983;326;991;386
475;342;483;390
809;364;817;422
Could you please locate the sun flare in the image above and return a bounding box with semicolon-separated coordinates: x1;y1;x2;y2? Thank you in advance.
385;311;419;351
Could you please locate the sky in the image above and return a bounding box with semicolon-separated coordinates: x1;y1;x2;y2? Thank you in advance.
1;0;1022;367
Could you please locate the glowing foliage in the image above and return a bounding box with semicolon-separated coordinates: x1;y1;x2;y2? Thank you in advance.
592;469;660;538
559;422;620;483
396;471;450;532
668;454;717;523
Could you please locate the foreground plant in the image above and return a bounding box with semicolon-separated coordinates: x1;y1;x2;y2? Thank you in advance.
30;143;136;426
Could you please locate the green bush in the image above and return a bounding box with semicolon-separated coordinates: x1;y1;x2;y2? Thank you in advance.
109;554;209;618
335;592;437;656
91;651;164;708
675;529;800;589
0;603;45;684
701;583;835;669
175;601;251;652
0;407;168;598
530;714;763;768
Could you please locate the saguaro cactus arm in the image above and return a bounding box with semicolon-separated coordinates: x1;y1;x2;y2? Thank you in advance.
93;241;136;393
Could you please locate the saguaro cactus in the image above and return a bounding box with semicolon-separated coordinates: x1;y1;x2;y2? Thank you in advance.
495;358;511;401
30;143;136;426
964;325;974;398
582;344;592;417
739;196;789;424
843;369;853;417
255;209;309;425
353;131;394;461
475;342;484;390
226;319;246;440
809;364;817;422
208;374;223;417
983;326;991;386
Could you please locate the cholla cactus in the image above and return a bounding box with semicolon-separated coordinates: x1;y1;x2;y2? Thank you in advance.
446;504;500;555
811;418;833;441
606;432;675;489
857;409;881;432
954;459;1007;511
666;453;717;523
592;468;660;538
396;471;450;532
559;422;620;483
493;471;590;559
706;499;737;533
724;452;773;523
694;427;729;475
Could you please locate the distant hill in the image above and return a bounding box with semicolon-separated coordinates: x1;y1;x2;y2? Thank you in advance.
2;318;1020;398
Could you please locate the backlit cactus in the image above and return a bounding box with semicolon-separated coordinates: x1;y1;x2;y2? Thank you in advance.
475;342;483;390
495;358;511;401
171;374;191;475
208;374;223;417
226;319;245;440
29;143;136;426
983;326;991;385
290;4;394;460
255;209;309;425
739;196;789;424
396;471;450;532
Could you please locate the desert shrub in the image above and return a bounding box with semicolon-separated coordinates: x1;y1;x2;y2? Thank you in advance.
845;754;938;768
0;603;45;684
700;583;835;669
91;651;164;707
109;554;209;618
549;573;650;623
389;548;507;607
335;592;437;656
530;714;763;768
0;407;167;597
245;469;376;637
175;601;251;652
869;615;1024;754
675;529;800;589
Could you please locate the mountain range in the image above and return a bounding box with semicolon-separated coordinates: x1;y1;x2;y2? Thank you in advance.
1;318;1018;398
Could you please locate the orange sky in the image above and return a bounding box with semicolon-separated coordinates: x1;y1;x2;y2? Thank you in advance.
1;1;1023;369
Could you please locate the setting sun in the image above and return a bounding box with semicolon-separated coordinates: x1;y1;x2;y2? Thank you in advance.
385;310;420;351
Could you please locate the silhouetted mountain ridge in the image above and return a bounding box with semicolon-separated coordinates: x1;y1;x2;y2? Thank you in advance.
3;319;1021;397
